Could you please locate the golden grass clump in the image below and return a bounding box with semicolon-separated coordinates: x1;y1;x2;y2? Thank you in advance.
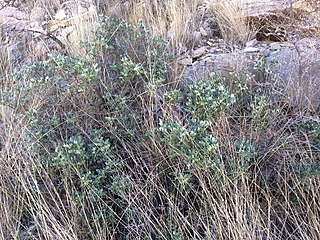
102;0;201;52
208;0;256;46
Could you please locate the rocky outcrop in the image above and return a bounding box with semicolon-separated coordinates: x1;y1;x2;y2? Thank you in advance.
0;0;97;64
176;0;320;110
0;6;28;29
180;38;320;108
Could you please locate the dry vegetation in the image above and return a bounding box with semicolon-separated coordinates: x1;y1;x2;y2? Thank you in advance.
1;0;320;239
208;0;256;45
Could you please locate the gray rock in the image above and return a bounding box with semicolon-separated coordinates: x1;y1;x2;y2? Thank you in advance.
166;29;172;40
200;27;208;37
191;46;207;58
181;38;320;109
246;38;258;47
191;31;201;42
259;48;270;57
177;56;193;66
30;6;46;22
269;43;281;51
243;47;260;53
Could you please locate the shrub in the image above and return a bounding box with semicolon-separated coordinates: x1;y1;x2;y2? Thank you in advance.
186;78;236;121
3;11;320;240
3;15;169;238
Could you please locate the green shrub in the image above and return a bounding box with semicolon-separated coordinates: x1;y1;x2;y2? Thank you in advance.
186;77;236;121
6;15;170;237
5;11;320;240
159;119;220;170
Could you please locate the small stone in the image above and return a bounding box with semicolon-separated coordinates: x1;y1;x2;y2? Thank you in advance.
245;38;257;47
56;35;67;46
259;48;270;57
77;5;87;14
30;6;46;22
209;48;224;54
88;5;98;12
177;56;193;66
207;42;219;48
203;17;214;28
151;104;161;112
123;1;131;11
54;9;66;20
191;31;201;42
191;46;206;58
269;43;281;51
243;47;260;53
62;25;75;35
167;29;172;40
200;27;208;37
34;42;46;59
60;25;76;41
0;6;27;20
208;39;227;49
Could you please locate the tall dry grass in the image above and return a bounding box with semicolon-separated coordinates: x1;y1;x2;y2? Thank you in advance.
208;0;256;46
34;0;199;54
101;0;201;52
128;0;201;51
1;0;320;239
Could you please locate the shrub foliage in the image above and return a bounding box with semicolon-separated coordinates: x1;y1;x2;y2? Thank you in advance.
1;15;320;240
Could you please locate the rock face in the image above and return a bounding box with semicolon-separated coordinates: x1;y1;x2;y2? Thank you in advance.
0;6;29;30
178;0;320;110
180;38;320;109
0;1;97;64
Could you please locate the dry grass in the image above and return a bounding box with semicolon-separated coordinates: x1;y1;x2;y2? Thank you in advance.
29;0;200;54
1;102;320;239
1;0;320;239
128;0;201;51
29;0;98;56
62;2;98;56
101;0;201;52
208;0;256;46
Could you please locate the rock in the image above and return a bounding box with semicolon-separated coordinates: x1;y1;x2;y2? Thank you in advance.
77;5;88;14
34;41;47;60
42;5;97;32
244;0;314;17
0;123;4;151
259;48;270;57
209;48;224;54
166;29;172;40
55;9;67;20
191;31;201;42
0;6;28;30
123;1;131;12
243;47;260;53
181;38;320;109
191;46;206;58
177;56;193;66
0;6;28;21
30;6;46;22
246;38;257;48
200;27;208;37
203;17;215;28
295;37;319;50
207;41;216;47
269;43;281;51
61;25;75;35
242;0;319;42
